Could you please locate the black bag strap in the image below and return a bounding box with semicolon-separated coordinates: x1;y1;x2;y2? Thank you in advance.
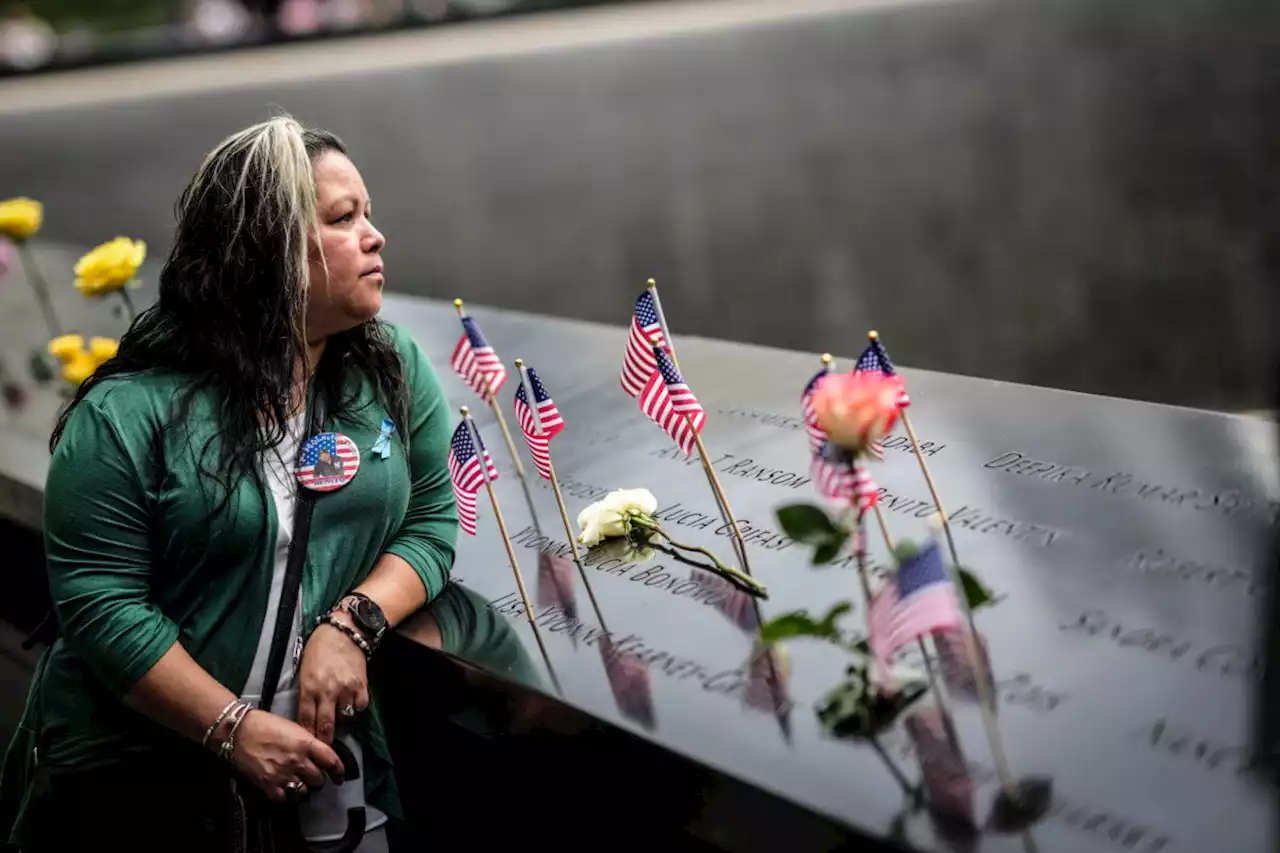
258;397;325;715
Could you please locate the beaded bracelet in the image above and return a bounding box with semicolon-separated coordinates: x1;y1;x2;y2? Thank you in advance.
318;613;373;659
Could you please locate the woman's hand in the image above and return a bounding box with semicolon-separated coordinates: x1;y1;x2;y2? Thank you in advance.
298;617;370;744
232;710;344;802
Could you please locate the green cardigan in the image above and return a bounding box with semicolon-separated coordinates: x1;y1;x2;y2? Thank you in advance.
1;322;458;841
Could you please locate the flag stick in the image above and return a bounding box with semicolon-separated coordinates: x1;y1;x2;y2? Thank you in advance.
461;406;562;696
686;421;753;572
866;331;963;595
820;356;953;732
645;278;751;571
928;512;1019;801
455;298;527;483
865;500;963;761
865;330;1032;806
514;360;607;628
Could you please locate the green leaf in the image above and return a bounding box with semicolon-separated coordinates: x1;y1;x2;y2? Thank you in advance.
759;601;852;647
776;503;841;543
957;565;996;610
813;537;846;565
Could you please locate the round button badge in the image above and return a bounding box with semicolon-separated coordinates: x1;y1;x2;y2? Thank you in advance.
296;432;360;492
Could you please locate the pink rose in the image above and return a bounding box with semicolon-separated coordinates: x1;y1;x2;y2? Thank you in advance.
812;371;901;453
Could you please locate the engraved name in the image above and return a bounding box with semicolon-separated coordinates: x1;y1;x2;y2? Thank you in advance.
1122;548;1260;597
985;451;1280;527
715;406;807;432
864;487;1065;548
653;502;795;551
1131;718;1254;777
532;474;610;504
893;646;1066;715
649;447;812;490
508;525;745;609
1059;608;1260;680
486;595;784;707
713;407;947;456
877;434;945;457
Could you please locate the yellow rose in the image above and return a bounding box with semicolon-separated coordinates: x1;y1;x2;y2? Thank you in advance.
74;237;146;297
0;197;43;240
48;334;86;363
89;337;119;361
62;353;98;386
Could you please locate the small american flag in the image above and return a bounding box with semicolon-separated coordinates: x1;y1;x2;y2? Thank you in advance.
867;542;962;670
451;315;507;399
811;444;880;516
447;421;499;536
621;290;666;397
854;464;880;517
800;367;829;455
513;366;565;480
638;346;705;455
812;444;856;504
296;433;359;492
855;337;910;408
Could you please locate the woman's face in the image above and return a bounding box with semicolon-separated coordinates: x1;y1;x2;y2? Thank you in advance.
304;150;386;341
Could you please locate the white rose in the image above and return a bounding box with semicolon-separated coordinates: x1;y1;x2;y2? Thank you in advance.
576;488;658;546
576;498;627;546
602;487;657;517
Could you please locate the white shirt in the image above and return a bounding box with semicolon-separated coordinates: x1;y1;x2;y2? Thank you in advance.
243;412;387;841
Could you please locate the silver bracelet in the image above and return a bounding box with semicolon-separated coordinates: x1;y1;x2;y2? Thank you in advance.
218;702;253;764
202;699;239;748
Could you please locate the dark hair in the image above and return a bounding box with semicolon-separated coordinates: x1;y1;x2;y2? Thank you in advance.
51;116;409;517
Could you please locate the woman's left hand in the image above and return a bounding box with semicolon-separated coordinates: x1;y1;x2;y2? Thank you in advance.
298;617;370;744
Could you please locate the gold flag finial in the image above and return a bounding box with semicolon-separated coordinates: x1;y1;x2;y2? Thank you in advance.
454;298;463;308
868;329;879;341
647;278;657;289
821;353;833;366
460;405;470;417
514;358;524;368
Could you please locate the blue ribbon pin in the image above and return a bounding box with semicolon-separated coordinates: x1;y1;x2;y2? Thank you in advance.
371;418;396;459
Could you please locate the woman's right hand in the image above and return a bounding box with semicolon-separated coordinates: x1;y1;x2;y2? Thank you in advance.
230;710;345;802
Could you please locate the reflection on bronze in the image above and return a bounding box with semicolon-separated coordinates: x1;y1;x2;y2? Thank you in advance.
462;407;562;696
598;634;657;730
905;705;977;831
536;551;578;624
934;628;994;705
690;570;759;633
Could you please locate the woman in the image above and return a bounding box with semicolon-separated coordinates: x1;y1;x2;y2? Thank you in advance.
0;115;459;851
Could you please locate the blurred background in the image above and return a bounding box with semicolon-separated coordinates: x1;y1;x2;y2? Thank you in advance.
0;0;639;75
1;0;1276;413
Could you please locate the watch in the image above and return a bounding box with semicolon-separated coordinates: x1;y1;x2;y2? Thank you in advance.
337;593;387;651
